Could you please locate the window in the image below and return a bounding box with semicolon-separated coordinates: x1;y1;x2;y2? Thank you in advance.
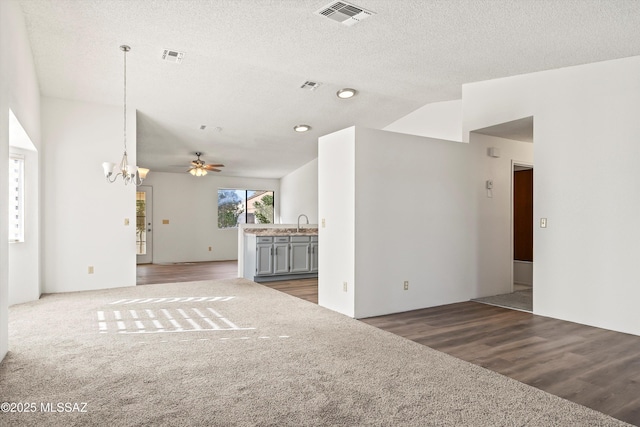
136;191;147;255
9;155;25;242
218;189;274;228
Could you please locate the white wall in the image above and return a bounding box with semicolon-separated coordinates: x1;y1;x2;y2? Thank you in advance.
318;127;356;317
469;132;534;297
319;127;503;318
353;128;475;318
464;56;640;335
141;171;280;263
42;97;136;293
279;158;318;224
8;146;40;305
0;0;42;361
383;99;463;142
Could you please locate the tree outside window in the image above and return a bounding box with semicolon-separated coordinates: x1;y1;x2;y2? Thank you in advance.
218;189;274;228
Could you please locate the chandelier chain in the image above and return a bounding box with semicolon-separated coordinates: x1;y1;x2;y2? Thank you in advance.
123;45;127;154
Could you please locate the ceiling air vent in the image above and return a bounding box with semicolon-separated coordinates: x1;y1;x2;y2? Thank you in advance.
315;1;375;26
300;80;322;91
161;49;185;64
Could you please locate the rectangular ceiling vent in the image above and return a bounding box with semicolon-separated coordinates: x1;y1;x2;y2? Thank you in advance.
315;1;375;26
161;49;185;64
300;80;322;91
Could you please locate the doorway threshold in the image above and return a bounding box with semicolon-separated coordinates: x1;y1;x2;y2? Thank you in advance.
471;289;532;312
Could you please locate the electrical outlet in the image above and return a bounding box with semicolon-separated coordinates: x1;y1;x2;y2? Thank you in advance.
208;246;212;252
343;282;347;292
540;218;547;228
322;218;326;228
124;218;130;226
88;266;94;274
404;281;409;290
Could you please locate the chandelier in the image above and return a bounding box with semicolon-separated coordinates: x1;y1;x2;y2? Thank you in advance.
102;45;149;186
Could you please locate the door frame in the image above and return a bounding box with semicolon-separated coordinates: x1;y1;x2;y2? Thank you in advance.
510;160;534;294
136;185;153;264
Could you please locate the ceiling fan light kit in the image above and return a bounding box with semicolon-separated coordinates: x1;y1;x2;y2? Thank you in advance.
188;152;224;177
189;168;207;177
102;45;149;186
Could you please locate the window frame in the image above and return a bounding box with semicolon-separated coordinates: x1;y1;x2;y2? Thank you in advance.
9;153;25;243
217;188;275;229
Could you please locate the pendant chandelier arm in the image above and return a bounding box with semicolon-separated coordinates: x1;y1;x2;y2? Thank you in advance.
102;44;149;187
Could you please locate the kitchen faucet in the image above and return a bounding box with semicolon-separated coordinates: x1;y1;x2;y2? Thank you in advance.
297;214;309;232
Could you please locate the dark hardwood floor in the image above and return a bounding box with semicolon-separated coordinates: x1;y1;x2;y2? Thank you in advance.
136;260;238;285
363;302;640;426
135;262;640;425
260;278;318;304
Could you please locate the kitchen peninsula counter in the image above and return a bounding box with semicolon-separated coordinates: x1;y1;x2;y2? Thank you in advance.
239;225;319;282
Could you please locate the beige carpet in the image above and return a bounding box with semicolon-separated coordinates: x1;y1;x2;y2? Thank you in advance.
0;279;629;426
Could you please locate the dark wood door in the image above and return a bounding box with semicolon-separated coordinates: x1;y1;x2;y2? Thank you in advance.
514;169;533;261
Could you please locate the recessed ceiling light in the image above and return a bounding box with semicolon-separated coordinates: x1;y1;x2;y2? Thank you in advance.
337;88;357;99
294;124;311;132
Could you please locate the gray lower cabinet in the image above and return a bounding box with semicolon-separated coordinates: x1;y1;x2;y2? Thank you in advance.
290;236;311;273
273;240;290;274
244;233;318;282
310;238;318;273
256;242;273;275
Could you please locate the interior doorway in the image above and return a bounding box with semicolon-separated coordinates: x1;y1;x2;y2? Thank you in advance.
136;186;153;264
512;162;533;304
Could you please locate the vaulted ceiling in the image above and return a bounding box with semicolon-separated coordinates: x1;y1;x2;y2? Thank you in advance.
18;0;640;178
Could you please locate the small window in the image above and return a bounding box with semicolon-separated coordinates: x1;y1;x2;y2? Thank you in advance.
9;155;25;242
218;189;274;228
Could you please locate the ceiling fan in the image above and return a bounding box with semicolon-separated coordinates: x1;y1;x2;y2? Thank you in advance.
188;152;224;176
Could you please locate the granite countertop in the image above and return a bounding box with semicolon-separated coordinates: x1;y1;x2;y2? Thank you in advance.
243;227;318;236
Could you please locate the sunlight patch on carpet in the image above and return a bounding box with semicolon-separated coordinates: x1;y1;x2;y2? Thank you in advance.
97;299;254;334
108;296;235;304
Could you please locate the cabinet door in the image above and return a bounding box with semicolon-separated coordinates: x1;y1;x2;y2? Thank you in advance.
290;242;311;273
273;243;290;274
310;242;319;272
256;244;273;275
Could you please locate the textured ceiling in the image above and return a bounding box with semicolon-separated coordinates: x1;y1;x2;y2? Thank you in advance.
18;0;640;178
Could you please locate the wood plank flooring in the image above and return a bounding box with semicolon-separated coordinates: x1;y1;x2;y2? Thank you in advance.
363;302;640;426
136;261;238;285
135;262;640;425
260;278;318;304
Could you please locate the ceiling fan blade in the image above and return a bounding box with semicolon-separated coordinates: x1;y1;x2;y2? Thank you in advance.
208;168;222;172
206;164;224;168
204;164;224;170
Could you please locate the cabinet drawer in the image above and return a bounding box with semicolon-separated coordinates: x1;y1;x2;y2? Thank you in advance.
274;236;289;243
257;236;273;243
290;236;310;243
